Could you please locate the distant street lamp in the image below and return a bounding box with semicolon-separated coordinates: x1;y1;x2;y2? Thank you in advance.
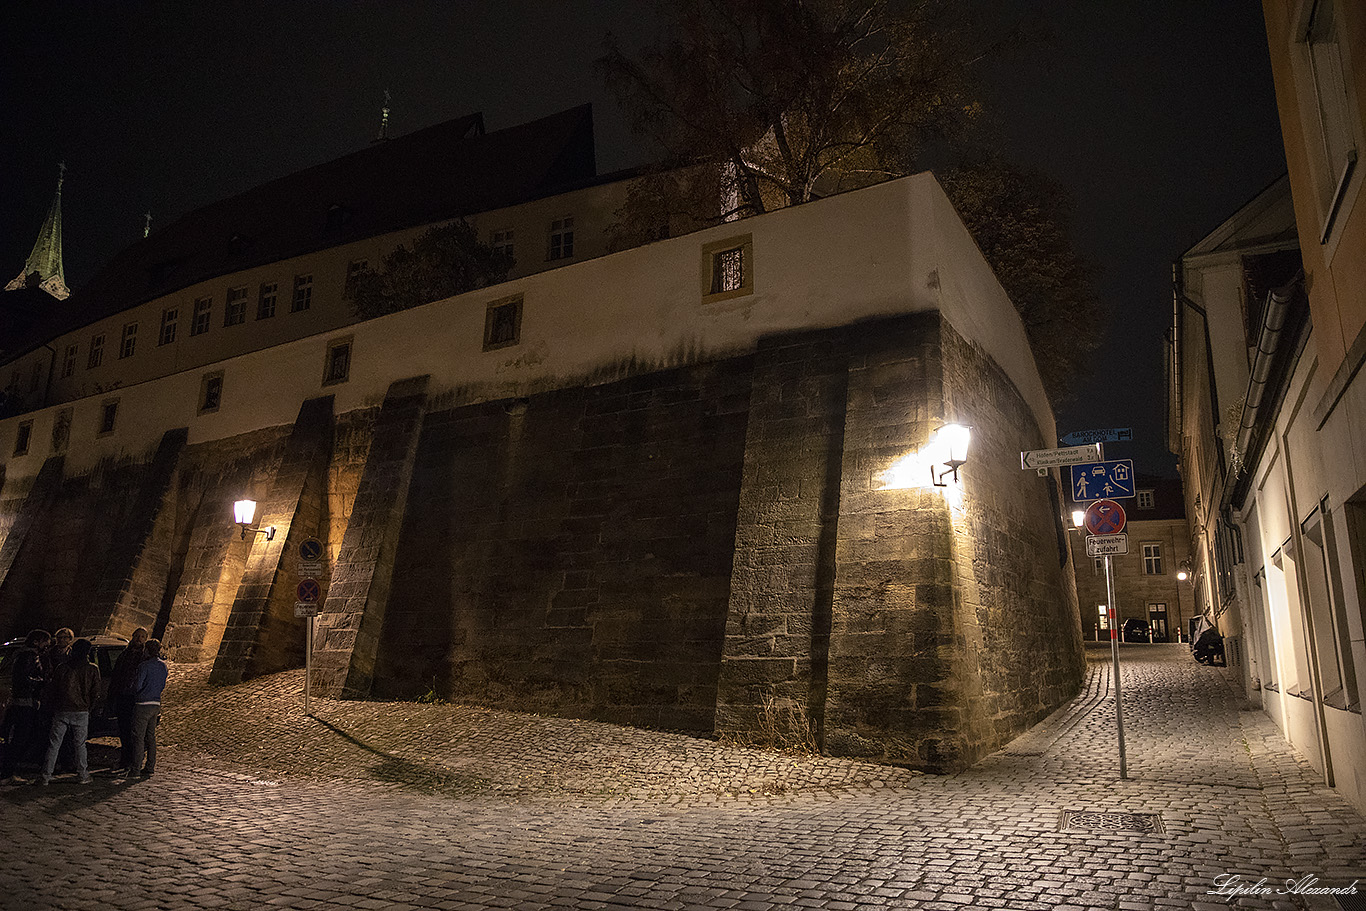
233;499;276;541
1072;509;1085;529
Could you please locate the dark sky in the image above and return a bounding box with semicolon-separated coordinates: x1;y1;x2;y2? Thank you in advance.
2;2;1287;477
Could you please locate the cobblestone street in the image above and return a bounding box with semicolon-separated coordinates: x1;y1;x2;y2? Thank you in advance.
2;644;1363;910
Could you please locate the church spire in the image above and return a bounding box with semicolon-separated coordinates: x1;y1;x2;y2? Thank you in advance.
6;162;71;300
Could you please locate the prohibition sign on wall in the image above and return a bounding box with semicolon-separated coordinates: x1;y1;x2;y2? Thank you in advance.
1084;498;1126;537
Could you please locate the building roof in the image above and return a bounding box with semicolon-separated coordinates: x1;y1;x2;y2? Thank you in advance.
1;104;598;363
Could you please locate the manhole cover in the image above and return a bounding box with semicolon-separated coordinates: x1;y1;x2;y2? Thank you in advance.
1059;809;1165;834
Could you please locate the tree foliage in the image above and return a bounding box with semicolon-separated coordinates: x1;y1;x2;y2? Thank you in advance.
349;220;513;320
598;0;982;231
599;0;1105;401
938;157;1104;402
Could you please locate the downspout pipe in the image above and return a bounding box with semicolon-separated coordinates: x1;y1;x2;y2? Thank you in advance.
1224;277;1299;509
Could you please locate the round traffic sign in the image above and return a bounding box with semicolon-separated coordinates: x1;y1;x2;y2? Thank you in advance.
1084;499;1126;536
297;578;322;604
299;538;324;562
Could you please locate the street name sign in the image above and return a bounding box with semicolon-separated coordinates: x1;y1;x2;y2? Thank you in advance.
1070;459;1136;501
1084;499;1127;536
1020;443;1102;471
1059;428;1132;446
1087;534;1129;557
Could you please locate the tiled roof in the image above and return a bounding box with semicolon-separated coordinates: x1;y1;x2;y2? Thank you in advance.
2;104;597;361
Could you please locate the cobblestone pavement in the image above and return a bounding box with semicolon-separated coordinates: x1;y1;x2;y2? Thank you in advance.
2;644;1363;910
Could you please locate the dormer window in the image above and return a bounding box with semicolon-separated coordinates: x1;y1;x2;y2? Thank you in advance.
326;204;352;232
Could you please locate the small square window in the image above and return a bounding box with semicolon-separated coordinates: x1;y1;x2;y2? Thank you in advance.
483;295;523;351
159;308;178;346
323;337;352;386
548;216;574;260
292;274;313;312
224;287;248;326
701;234;754;302
119;323;138;359
13;421;33;456
87;334;105;370
257;282;278;319
191;297;212;336
99;399;119;436
199;372;224;414
61;344;78;378
491;229;515;258
1137;489;1154;510
345;260;368;295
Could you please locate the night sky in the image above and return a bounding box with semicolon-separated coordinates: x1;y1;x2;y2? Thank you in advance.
2;2;1287;477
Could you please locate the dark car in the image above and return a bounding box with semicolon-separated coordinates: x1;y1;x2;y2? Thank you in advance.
0;635;128;739
1122;619;1151;643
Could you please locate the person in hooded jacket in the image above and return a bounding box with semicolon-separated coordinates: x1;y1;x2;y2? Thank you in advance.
1;629;52;783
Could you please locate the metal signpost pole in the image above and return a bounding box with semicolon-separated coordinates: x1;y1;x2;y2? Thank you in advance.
305;616;312;716
1105;554;1128;779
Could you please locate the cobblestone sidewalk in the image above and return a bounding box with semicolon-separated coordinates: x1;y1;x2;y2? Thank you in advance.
0;643;1362;910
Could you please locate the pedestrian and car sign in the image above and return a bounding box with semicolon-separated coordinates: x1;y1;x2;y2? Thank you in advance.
1070;459;1135;501
1083;499;1127;536
1020;443;1102;471
1059;428;1132;446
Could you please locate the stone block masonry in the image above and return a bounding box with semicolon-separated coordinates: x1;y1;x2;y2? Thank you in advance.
311;377;429;699
210;396;336;685
0;456;65;630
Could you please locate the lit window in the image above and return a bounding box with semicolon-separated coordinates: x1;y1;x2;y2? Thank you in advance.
13;421;32;456
99;399;119;435
548;217;574;260
292;274;313;312
483;295;523;351
1137;489;1155;510
191;297;212;336
199;372;224;414
87;334;105;370
159;308;178;346
323;337;351;386
258;282;278;319
119;323;138;359
61;344;77;378
1142;543;1164;575
224;287;248;326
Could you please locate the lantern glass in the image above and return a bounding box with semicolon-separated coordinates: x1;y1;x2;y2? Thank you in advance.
937;424;971;466
234;499;257;526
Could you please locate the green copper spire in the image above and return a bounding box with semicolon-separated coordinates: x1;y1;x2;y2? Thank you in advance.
6;162;71;300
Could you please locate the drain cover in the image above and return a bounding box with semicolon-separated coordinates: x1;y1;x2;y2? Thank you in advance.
1060;809;1165;834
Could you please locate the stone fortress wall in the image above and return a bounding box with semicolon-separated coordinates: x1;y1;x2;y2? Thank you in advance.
0;175;1083;769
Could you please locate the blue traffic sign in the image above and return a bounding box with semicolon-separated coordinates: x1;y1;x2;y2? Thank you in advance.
1070;460;1136;502
1059;428;1132;446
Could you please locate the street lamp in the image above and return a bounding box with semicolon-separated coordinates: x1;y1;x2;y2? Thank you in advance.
929;424;971;487
1177;559;1191;582
233;499;276;541
1072;509;1085;529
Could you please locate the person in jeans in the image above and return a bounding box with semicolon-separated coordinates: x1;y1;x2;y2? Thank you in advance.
1;629;52;784
37;638;102;785
122;638;167;780
109;627;149;772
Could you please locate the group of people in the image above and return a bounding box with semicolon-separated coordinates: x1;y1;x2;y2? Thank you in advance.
1;626;168;785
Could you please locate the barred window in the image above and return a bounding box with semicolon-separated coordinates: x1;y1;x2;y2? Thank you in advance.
712;247;744;293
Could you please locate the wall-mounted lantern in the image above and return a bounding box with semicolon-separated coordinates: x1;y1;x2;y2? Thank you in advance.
929;423;972;487
1176;560;1192;582
1072;510;1086;529
233;499;276;542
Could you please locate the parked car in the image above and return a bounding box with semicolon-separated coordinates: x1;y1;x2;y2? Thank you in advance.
1122;619;1151;643
0;635;129;739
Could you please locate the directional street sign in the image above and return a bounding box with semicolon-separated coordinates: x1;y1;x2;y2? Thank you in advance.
1084;499;1127;537
1070;459;1136;501
1020;443;1102;471
1059;428;1132;447
1086;534;1129;557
